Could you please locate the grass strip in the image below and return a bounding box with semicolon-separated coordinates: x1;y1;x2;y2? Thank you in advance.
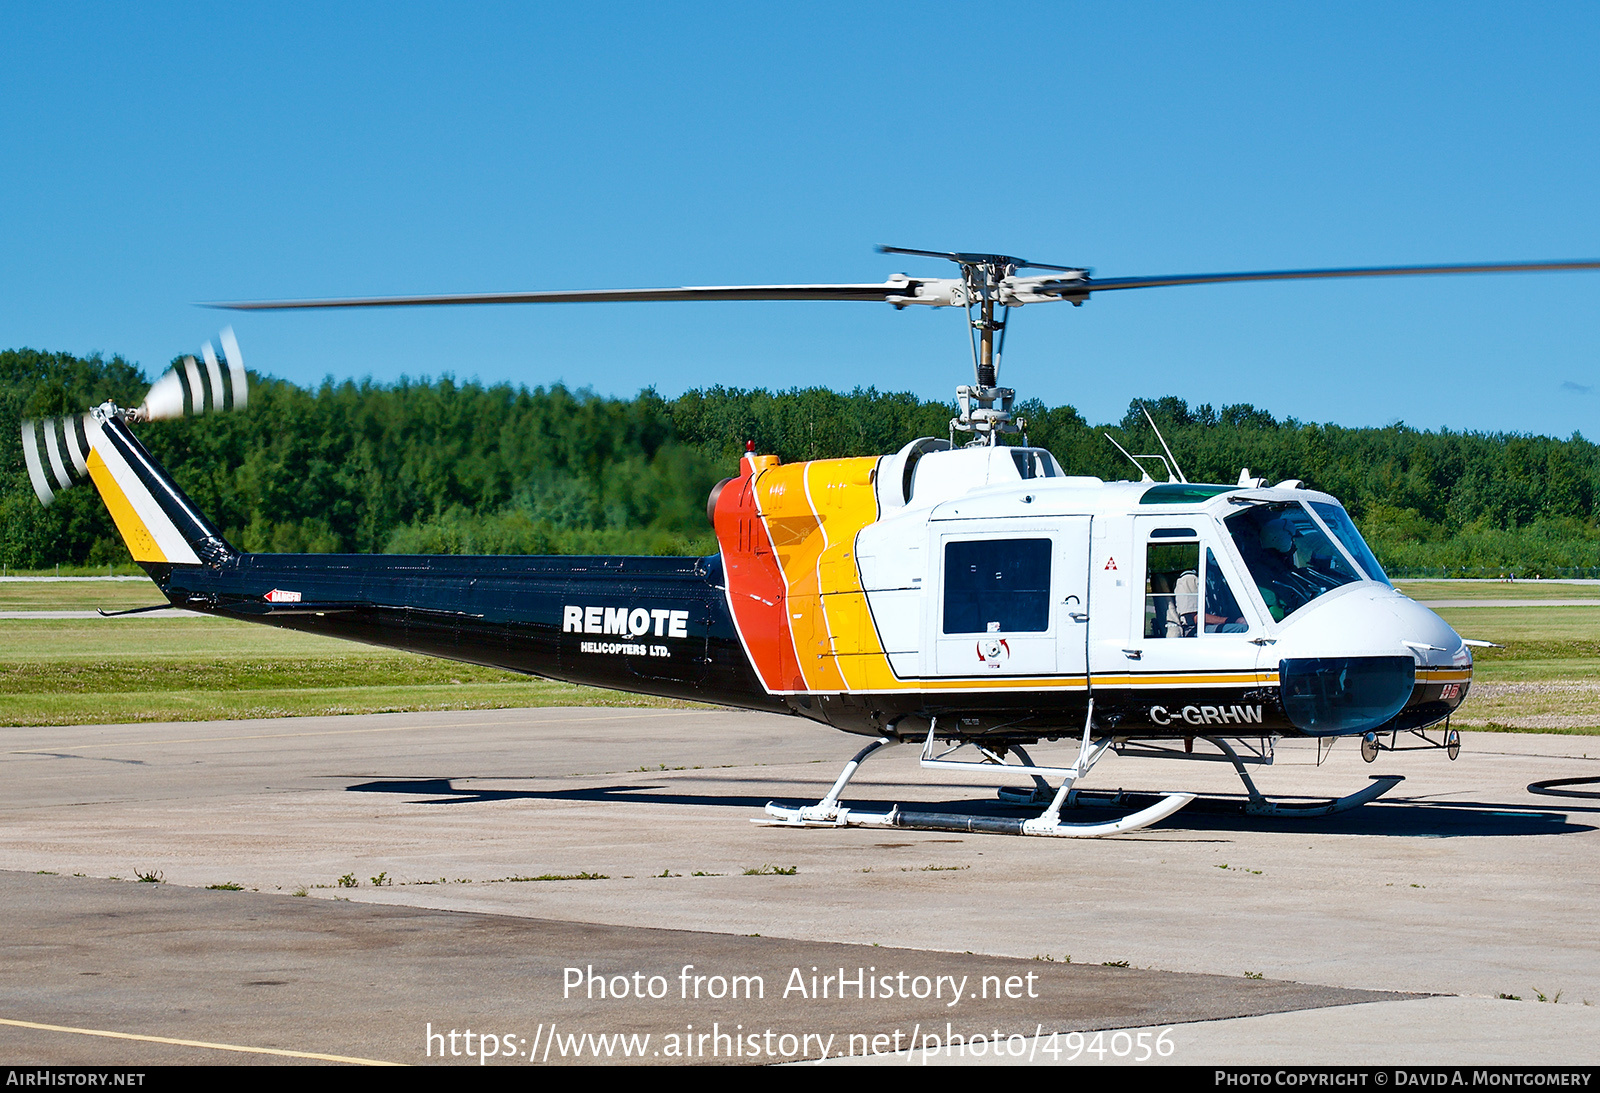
0;680;697;727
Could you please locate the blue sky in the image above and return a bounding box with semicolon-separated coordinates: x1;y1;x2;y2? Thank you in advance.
3;4;1598;437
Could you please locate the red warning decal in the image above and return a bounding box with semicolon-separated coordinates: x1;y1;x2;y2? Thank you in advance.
1104;557;1118;570
265;589;302;603
976;638;1011;665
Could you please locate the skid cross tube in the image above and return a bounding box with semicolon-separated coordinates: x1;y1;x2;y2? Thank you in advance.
760;702;1195;838
917;716;1100;781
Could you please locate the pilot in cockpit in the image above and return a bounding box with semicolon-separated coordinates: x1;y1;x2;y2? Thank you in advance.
1260;518;1295;561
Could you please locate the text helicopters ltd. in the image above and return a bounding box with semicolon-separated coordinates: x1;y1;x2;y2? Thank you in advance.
21;247;1600;837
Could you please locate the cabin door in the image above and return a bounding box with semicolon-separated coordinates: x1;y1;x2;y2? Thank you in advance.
1117;518;1263;706
928;518;1091;680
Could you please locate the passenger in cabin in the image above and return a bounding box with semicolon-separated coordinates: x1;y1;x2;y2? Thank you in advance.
1172;568;1199;637
1146;572;1175;638
1145;540;1200;638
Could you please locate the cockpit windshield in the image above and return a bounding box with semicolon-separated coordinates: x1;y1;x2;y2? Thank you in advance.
1309;501;1390;584
1225;501;1363;621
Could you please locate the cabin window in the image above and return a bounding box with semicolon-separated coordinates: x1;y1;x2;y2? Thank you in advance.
1146;541;1251;638
943;539;1052;634
1139;483;1233;505
1145;541;1200;638
1204;548;1249;633
1010;449;1061;480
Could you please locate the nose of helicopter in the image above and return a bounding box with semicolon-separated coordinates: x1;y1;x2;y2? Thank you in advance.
1269;583;1472;736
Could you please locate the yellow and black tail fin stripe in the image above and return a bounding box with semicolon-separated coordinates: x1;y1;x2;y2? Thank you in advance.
82;414;234;566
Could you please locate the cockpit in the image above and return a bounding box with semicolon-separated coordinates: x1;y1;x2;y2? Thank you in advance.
1133;490;1427;735
1224;501;1373;621
1225;499;1388;621
1141;490;1390;634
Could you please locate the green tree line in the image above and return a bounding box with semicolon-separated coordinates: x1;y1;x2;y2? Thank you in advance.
2;349;1597;576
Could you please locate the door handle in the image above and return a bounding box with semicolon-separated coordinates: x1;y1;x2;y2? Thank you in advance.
1068;612;1089;623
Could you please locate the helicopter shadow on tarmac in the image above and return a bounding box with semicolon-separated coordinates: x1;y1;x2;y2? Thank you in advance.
344;777;1592;839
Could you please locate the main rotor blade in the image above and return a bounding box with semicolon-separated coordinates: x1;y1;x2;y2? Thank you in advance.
207;282;923;311
1041;258;1600;295
208;257;1600;313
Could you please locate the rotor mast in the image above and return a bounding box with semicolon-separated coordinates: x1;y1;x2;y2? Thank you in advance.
876;245;1092;446
957;254;1019;446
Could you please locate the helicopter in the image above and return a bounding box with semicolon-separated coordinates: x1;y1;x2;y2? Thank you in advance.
20;247;1600;837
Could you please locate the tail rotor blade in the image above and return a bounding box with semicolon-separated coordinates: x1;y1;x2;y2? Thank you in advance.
181;356;205;416
42;418;73;490
219;326;247;411
21;420;55;506
64;414;89;475
135;329;251;421
200;342;226;413
19;416;93;506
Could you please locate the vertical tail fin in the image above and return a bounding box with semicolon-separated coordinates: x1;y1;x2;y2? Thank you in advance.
83;410;236;567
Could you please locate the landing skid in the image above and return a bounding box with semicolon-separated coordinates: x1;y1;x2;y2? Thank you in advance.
760;724;1408;838
996;780;1404;818
1000;736;1405;817
1209;737;1404;816
759;702;1195;838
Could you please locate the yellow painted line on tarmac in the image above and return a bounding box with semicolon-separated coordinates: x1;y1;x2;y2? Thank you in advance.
0;1016;402;1065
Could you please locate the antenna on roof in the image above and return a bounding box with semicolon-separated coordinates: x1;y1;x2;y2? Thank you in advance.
1104;432;1162;482
1141;404;1188;484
